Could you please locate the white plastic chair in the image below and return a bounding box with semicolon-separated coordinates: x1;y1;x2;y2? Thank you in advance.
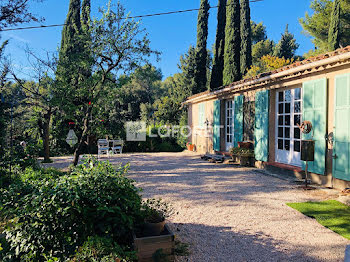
97;139;109;157
111;140;123;154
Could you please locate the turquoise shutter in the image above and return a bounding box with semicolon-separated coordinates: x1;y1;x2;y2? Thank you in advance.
333;73;350;181
213;100;221;152
255;90;270;162
302;78;327;175
234;95;244;147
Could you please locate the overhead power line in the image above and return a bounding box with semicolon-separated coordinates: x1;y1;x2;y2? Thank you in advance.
0;0;263;32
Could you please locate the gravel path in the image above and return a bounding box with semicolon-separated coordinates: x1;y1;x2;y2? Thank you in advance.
46;152;350;261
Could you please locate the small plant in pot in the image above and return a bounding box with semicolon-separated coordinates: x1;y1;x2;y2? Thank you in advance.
229;147;255;166
186;142;195;151
142;198;175;236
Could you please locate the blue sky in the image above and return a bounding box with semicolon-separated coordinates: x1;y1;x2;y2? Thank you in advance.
2;0;314;80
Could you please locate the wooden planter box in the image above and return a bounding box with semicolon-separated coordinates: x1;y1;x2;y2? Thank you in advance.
133;224;175;262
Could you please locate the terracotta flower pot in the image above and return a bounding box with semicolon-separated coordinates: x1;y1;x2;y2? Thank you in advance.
186;143;195;151
238;141;253;149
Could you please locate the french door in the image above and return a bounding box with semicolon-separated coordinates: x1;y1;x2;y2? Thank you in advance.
275;88;303;166
225;100;235;151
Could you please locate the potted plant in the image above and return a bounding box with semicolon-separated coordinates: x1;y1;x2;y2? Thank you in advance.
142;199;174;236
229;147;255;167
186;142;195;152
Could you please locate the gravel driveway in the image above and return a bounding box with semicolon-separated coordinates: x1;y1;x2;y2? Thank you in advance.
46;152;349;261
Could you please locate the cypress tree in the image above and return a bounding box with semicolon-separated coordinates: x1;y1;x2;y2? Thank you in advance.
210;0;227;90
56;0;86;104
193;0;210;95
328;0;341;51
81;0;92;78
58;0;82;65
223;0;241;85
240;0;252;76
81;0;91;30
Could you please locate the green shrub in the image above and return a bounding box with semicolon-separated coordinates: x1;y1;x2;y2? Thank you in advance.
142;198;175;223
71;236;136;262
1;157;143;261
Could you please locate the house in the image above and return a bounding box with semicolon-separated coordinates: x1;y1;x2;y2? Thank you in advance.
183;46;350;189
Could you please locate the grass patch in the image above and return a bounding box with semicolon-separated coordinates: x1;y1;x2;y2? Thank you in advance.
287;200;350;240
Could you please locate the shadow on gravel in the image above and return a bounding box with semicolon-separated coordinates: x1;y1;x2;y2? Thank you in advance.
170;222;341;262
108;154;295;204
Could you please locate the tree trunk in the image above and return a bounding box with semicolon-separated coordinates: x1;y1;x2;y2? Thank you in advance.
73;106;92;166
42;110;52;162
38;108;52;162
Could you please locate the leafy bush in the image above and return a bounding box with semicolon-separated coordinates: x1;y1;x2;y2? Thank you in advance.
0;144;40;173
71;236;136;262
1;157;143;261
142;198;175;223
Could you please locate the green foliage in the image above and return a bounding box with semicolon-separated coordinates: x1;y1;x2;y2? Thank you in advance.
273;25;299;59
244;55;294;78
252;39;275;64
210;0;227;90
55;1;159;165
229;147;254;157
174;241;190;257
245;55;293;78
142;198;175;223
1;157;143;261
251;21;267;44
0;144;40;175
124;126;184;153
194;0;210;94
0;100;6;160
57;0;85;90
72;236;136;262
299;0;350;53
0;40;9;162
81;0;91;32
115;64;163;122
240;0;252;76
328;0;341;50
224;0;242;85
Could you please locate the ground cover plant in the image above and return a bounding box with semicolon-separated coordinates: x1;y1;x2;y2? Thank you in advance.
0;156;163;261
287;200;350;240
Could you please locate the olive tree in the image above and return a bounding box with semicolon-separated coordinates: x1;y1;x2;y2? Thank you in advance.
67;2;159;165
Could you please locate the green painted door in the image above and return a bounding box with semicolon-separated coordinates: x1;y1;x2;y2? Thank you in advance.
333;73;350;181
255;90;269;162
213;100;221;152
302;78;327;175
234;95;244;147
